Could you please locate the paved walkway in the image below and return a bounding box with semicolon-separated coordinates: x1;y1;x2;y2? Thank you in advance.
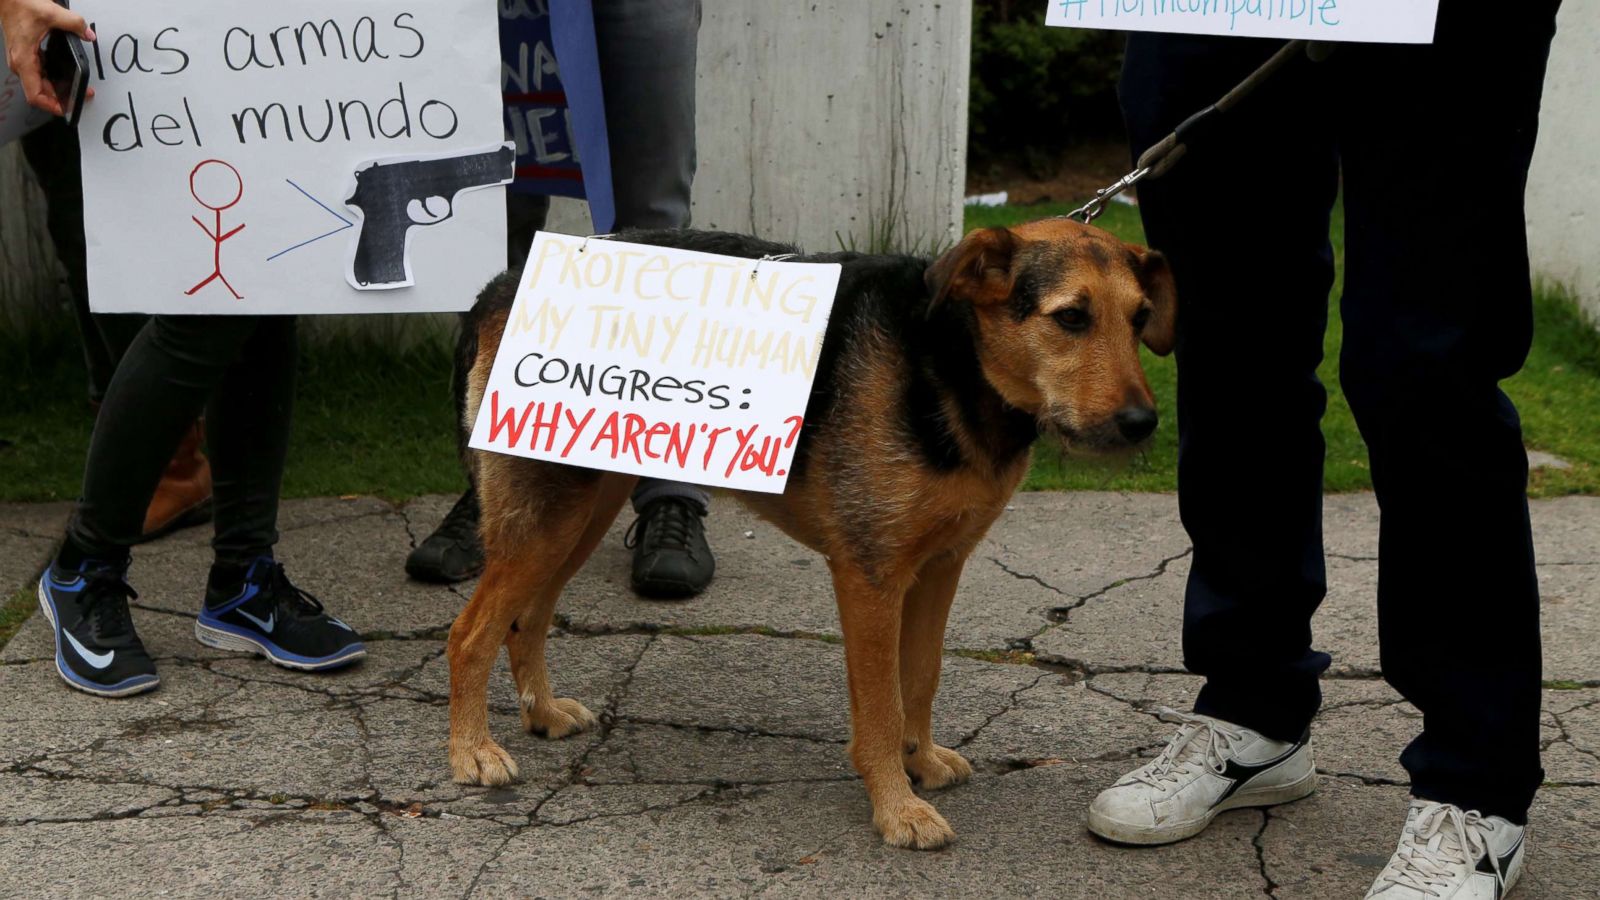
1;493;1595;898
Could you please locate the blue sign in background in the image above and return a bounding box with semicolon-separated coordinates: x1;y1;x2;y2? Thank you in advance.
499;0;615;232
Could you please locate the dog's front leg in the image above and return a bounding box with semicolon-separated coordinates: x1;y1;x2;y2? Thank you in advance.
505;473;634;739
448;557;541;786
900;551;973;791
832;562;956;850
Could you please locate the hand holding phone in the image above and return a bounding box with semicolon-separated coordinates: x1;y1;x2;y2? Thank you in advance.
42;17;88;125
0;0;93;118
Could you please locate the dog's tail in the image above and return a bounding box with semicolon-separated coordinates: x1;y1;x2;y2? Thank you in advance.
454;270;521;487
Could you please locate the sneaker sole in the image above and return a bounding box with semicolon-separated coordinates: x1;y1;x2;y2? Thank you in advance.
630;577;704;601
1087;766;1319;846
37;581;161;698
194;620;367;672
403;557;484;585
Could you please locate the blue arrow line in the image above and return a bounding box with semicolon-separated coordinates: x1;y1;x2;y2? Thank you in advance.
267;179;355;261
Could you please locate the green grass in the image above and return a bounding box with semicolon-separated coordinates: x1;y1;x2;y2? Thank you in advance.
2;201;1598;502
0;332;468;504
0;588;35;648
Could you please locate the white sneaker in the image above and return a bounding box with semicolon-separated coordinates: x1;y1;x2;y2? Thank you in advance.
1366;800;1527;899
1087;708;1317;845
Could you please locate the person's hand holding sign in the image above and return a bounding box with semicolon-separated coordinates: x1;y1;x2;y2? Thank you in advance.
0;0;93;116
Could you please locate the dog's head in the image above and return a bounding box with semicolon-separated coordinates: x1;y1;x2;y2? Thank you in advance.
925;218;1176;453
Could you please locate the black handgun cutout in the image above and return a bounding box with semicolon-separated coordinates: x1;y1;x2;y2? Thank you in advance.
345;143;516;290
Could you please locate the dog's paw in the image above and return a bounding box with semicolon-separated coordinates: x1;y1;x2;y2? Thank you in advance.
450;739;520;786
905;743;973;791
520;696;598;739
874;796;956;850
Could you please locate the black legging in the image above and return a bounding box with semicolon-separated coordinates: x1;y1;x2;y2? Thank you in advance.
66;314;297;566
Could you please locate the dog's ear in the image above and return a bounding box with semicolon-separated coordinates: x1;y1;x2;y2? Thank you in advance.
1133;247;1177;356
925;227;1020;311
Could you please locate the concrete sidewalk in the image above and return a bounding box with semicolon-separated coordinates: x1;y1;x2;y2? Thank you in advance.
1;493;1595;898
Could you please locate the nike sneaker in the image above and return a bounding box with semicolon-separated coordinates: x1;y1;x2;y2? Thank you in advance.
1087;708;1317;845
1366;801;1527;899
37;560;160;697
195;558;365;671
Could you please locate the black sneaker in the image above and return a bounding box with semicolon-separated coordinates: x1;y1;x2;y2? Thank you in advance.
405;490;485;584
195;558;365;671
624;497;716;600
37;560;160;697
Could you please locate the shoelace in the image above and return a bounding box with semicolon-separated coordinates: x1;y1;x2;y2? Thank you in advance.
1371;803;1498;897
1130;708;1248;789
257;562;328;619
81;568;139;638
623;499;701;557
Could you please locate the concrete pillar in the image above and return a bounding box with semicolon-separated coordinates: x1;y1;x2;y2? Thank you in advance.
550;0;973;255
1525;0;1600;322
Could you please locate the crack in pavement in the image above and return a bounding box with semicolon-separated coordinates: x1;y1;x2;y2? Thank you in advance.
612;715;848;747
1046;546;1194;626
1013;547;1195;666
460;636;658;899
988;557;1070;598
1254;808;1279;898
954;670;1052;749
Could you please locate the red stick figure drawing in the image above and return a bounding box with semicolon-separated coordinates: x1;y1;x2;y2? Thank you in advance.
185;160;246;300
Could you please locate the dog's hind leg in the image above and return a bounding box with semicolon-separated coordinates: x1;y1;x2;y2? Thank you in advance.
505;472;636;740
832;561;956;850
447;467;605;786
899;550;973;791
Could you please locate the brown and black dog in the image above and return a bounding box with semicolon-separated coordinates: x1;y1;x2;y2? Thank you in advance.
446;219;1175;849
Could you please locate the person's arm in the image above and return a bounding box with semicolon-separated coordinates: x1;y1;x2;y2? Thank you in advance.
1;0;93;116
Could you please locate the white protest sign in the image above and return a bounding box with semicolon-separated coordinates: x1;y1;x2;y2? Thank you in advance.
469;233;842;493
74;1;510;315
1046;0;1440;44
0;27;53;147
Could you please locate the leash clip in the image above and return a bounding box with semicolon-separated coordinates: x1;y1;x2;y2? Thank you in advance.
1066;166;1150;225
578;233;615;253
751;253;799;280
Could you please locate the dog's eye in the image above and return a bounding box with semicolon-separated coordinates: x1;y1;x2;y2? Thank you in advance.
1053;307;1090;332
1132;308;1151;331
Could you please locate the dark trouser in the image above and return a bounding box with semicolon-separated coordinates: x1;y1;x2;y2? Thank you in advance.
22;120;145;404
1120;1;1558;823
502;0;705;514
65;314;297;568
26;124;297;568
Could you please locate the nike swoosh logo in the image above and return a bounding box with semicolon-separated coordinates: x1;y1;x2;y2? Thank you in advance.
238;609;276;633
64;629;114;670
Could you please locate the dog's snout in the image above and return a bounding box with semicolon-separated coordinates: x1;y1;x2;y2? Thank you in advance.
1114;406;1158;442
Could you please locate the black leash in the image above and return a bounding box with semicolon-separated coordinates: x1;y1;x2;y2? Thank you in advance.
1066;39;1332;225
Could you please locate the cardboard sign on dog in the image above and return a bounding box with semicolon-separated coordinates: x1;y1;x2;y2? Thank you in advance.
469;233;842;493
1047;0;1441;44
74;1;509;314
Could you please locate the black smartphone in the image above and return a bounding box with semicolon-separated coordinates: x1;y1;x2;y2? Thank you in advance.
42;21;90;126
